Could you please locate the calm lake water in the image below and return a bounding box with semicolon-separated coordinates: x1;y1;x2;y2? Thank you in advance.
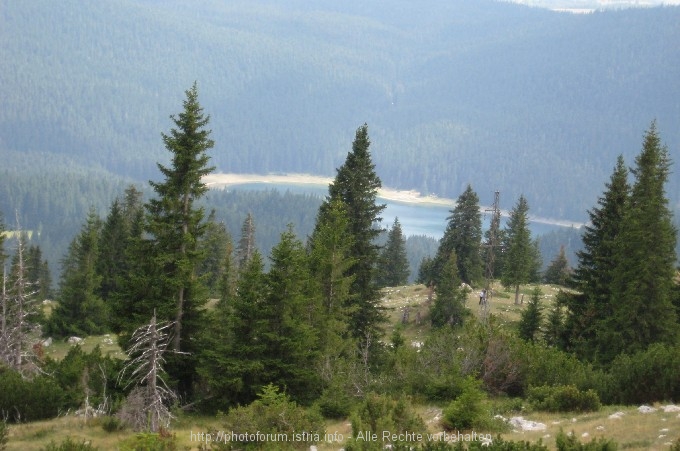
227;182;573;239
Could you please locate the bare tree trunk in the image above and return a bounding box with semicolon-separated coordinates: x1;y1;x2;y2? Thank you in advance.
514;284;520;305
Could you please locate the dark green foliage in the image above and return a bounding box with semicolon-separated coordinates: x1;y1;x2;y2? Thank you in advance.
563;156;630;361
320;124;387;344
554;430;617;451
543;245;571;286
215;384;324;451
25;244;52;301
236;212;256;272
198;251;268;408
307;199;355;387
376;217;410;287
42;345;125;413
543;302;566;349
346;393;426;451
40;437;100;451
518;288;543;343
260;226;321;402
100;415;126;433
434;185;483;286
430;252;468;328
197;211;233;297
0;367;64;422
434;185;483;285
48;209;108;337
144;83;215;395
607;123;678;359
441;376;489;431
526;385;601;412
501;196;539;304
417;256;436;287
603;343;680;405
96;186;144;307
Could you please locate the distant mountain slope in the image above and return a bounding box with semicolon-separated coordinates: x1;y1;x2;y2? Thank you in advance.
1;0;678;220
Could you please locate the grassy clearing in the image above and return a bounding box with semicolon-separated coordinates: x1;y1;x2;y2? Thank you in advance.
41;334;126;361
6;403;678;450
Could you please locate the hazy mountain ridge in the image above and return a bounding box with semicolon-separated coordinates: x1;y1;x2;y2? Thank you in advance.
1;0;679;221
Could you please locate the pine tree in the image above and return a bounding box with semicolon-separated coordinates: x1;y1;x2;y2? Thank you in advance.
197;211;232;297
434;185;483;286
376;217;410;288
48;209;107;337
430;252;468;328
144;83;215;395
543;297;566;348
501;195;535;304
562;155;629;360
220;251;269;405
307;199;356;383
606;123;678;359
26;245;51;302
319;124;386;344
97;199;129;303
543;245;571;286
260;226;320;402
236;212;256;272
518;287;543;342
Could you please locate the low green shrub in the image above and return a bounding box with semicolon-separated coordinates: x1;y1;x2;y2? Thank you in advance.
215;384;324;450
554;430;617;450
0;367;64;422
527;385;600;412
345;393;426;451
604;343;680;404
117;431;178;451
40;437;99;451
100;415;126;433
441;376;489;431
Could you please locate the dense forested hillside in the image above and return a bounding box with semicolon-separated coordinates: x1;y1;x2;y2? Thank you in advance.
1;0;679;222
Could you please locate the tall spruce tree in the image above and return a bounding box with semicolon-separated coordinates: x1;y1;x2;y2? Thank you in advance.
145;83;215;394
49;209;107;337
319;124;386;344
236;212;256;272
563;155;630;360
543;245;571;286
376;217;410;288
518;287;543;342
606;123;678;359
434;185;483;286
501;195;536;304
430;252;467;328
261;226;321;402
308;199;355;379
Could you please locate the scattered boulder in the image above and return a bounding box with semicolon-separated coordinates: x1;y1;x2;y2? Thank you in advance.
638;405;657;414
508;417;547;431
42;337;53;347
68;336;83;345
662;405;680;413
608;411;625;420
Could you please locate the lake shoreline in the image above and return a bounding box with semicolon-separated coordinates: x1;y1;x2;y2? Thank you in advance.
203;173;584;229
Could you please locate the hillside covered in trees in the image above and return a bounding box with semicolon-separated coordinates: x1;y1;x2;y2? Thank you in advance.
1;0;679;223
1;85;679;450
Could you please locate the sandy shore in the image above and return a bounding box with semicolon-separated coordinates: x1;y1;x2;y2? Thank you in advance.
203;172;455;207
203;173;584;228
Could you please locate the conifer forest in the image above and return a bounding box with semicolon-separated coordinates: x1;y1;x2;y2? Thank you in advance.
1;1;680;450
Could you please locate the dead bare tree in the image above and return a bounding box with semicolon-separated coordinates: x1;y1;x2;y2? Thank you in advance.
117;311;179;432
0;215;38;372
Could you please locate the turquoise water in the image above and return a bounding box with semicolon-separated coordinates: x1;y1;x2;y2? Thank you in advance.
227;182;572;238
